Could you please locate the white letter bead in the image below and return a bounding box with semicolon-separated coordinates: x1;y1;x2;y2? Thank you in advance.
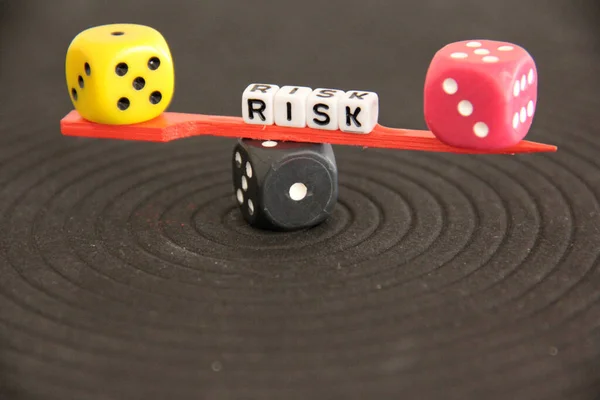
338;90;379;134
242;83;280;125
306;88;345;131
274;86;313;128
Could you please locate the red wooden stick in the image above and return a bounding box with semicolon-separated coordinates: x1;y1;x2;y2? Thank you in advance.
60;110;556;154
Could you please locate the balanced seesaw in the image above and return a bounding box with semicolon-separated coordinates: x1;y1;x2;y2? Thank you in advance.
60;23;556;230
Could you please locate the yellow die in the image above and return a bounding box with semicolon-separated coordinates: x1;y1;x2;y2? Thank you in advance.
65;24;175;125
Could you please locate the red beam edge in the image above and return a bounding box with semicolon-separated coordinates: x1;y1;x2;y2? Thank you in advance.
60;110;557;155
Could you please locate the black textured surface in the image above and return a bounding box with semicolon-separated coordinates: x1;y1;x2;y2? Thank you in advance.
0;1;599;399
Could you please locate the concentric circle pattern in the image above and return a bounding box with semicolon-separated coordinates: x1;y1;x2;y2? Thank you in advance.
1;1;600;399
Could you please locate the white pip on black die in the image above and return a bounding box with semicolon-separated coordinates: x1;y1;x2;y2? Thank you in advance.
232;146;259;223
231;138;338;231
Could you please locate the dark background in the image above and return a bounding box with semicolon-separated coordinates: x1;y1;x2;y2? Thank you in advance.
0;1;599;399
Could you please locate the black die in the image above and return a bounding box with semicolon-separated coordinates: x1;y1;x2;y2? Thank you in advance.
232;139;338;231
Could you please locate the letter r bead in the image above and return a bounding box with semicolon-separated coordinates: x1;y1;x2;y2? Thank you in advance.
338;90;379;134
242;83;280;125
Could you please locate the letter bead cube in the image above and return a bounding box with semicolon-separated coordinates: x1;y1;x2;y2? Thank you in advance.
242;84;280;125
274;86;313;128
65;23;175;125
306;88;345;131
424;40;538;150
338;91;379;134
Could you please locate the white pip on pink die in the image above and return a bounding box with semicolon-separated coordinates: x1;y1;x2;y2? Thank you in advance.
424;40;538;150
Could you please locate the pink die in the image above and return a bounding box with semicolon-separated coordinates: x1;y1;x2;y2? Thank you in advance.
424;40;538;150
